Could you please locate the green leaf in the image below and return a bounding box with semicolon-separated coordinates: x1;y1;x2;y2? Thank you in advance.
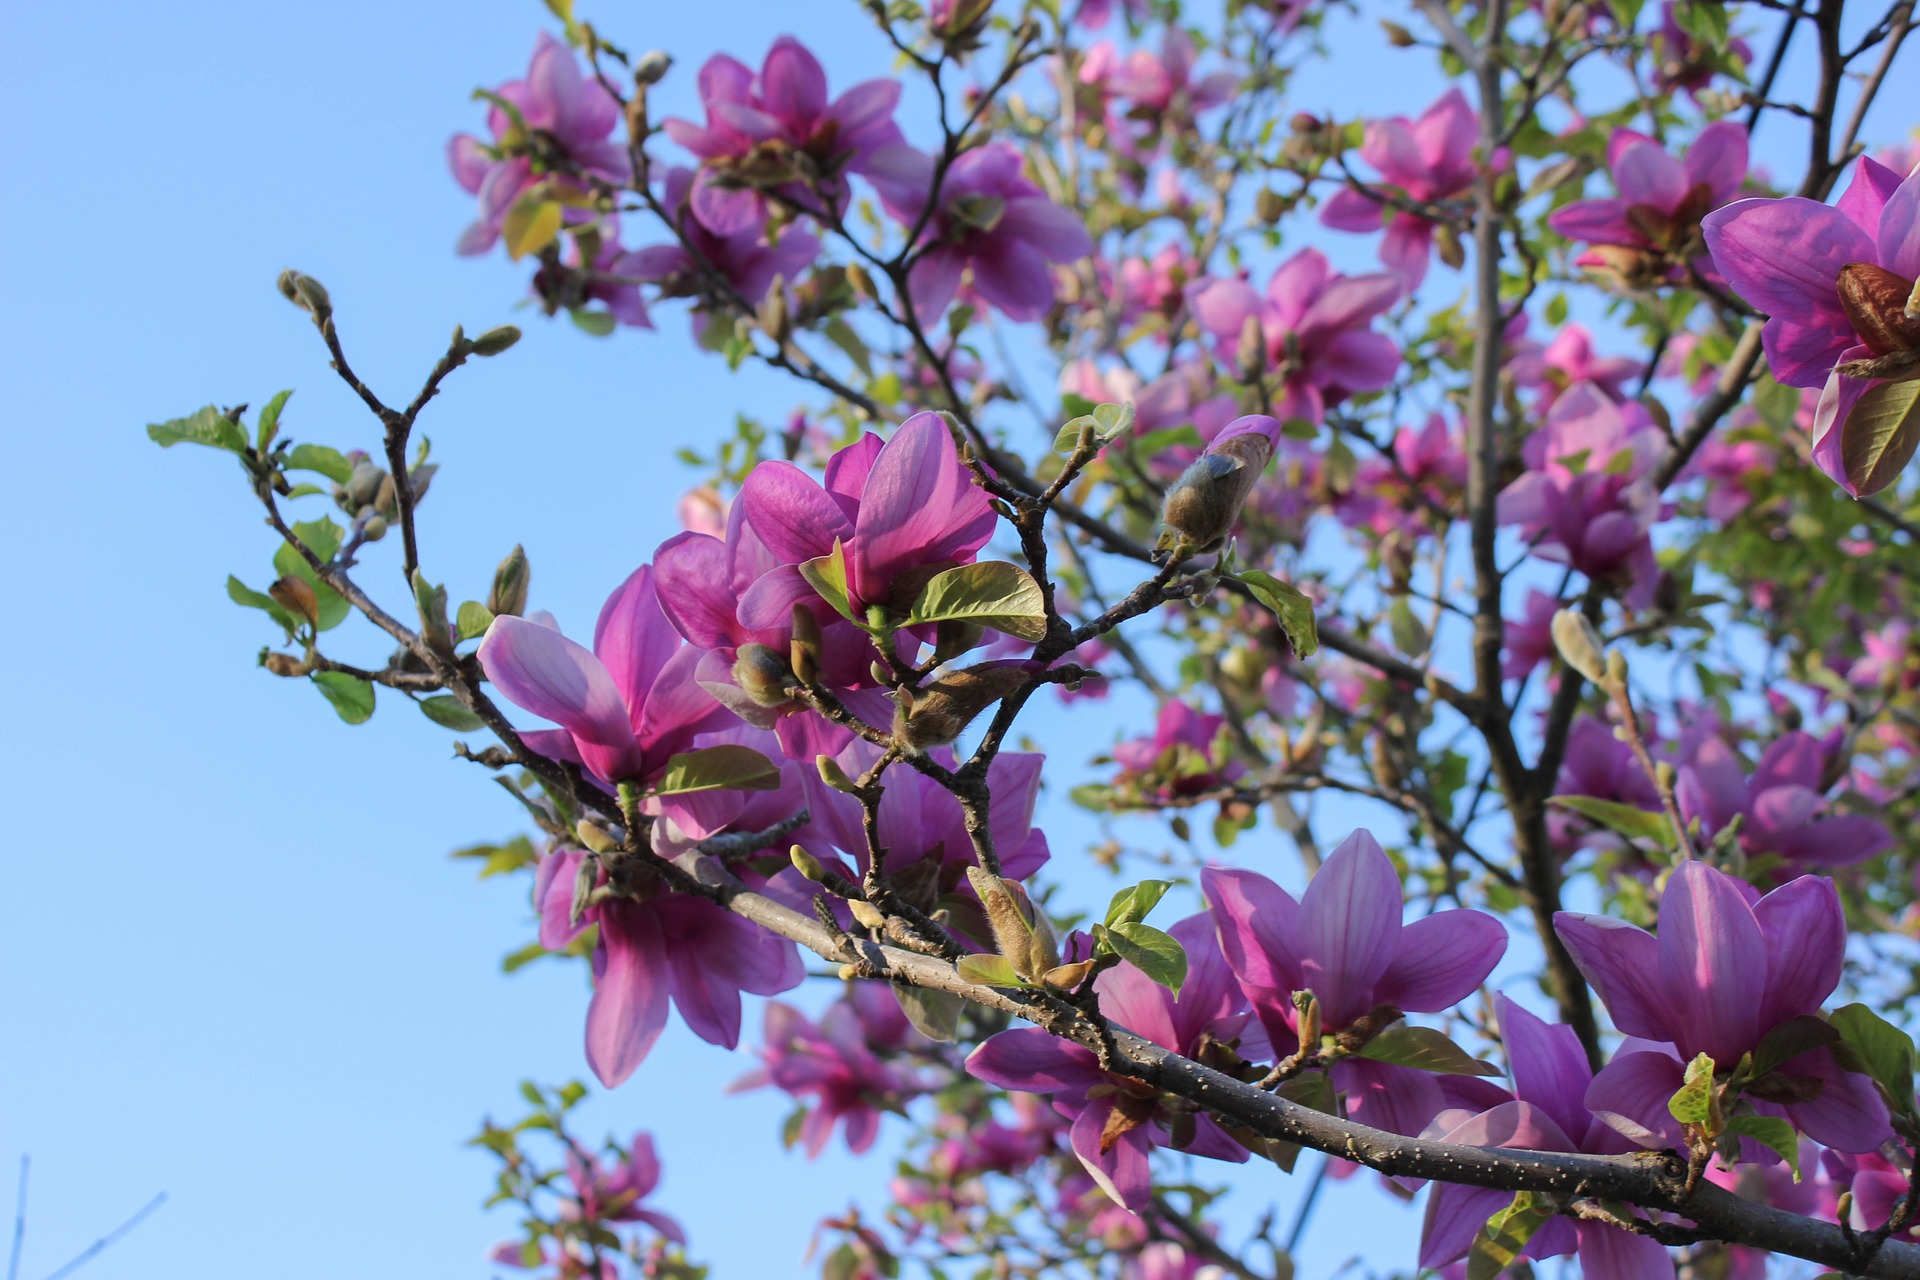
1547;794;1676;847
1101;921;1187;996
1051;400;1135;453
1668;1052;1718;1128
1467;1192;1553;1280
420;696;487;731
1543;293;1569;326
1236;570;1319;658
227;575;297;633
892;983;961;1042
1104;879;1172;929
1751;1015;1839;1078
256;389;293;449
1840;378;1920;497
569;307;616;336
501;940;548;973
1387;597;1429;657
652;744;782;796
503;198;563;261
456;601;496;642
905;561;1048;642
1722;1115;1803;1180
956;953;1024;987
311;671;375;724
1829;1003;1917;1117
272;518;349;632
285;442;352;484
147;405;246;454
800;540;858;621
1358;1024;1502;1076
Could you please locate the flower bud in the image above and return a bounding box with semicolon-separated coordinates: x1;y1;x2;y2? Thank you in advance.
1836;262;1920;357
815;754;860;793
849;900;887;930
360;513;389;542
1434;222;1466;270
1550;608;1608;683
790;844;829;881
892;662;1033;752
1380;19;1416;44
470;324;522;356
570;853;600;926
633;49;673;85
345;460;386;511
1159;415;1281;553
1254;187;1288;226
277;269;332;319
412;570;454;658
732;643;794;707
488;545;531;618
757;275;791;344
789;603;822;685
262;651;305;677
269;575;320;626
1292;990;1322;1047
965;867;1060;982
1234;314;1267;382
574;820;621;855
1604;649;1629;686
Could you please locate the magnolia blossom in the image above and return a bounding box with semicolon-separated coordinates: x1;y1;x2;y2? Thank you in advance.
731;983;935;1155
1549;124;1748;283
449;33;630;255
631;167;822;314
1497;384;1668;604
477;566;729;785
1678;731;1893;871
1187;247;1402;424
867;141;1094;322
1102;28;1237;151
1112;699;1242;799
1501;588;1561;682
1204;830;1508;1136
967;915;1254;1210
1652;0;1753;96
1704;155;1920;495
661;36;904;234
563;1133;687;1243
1320;88;1479;289
1508;324;1643;405
1420;997;1670;1280
534;848;804;1086
1557;861;1891;1153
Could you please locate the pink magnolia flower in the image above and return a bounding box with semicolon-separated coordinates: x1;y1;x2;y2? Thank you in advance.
1677;730;1893;871
1420;997;1671;1280
660;37;904;235
1497;385;1669;605
1320;89;1480;289
1187;247;1402;424
629;167;822;315
966;915;1254;1210
1123;1243;1208;1280
1103;244;1202;329
1508;324;1644;405
1703;155;1920;495
1105;28;1238;150
1684;410;1774;523
1549;122;1748;280
477;566;730;786
563;1133;686;1243
1707;1140;1836;1280
449;33;631;256
731;982;935;1155
867;142;1095;322
1550;715;1663;850
1847;619;1917;691
1651;0;1753;97
1828;1149;1920;1244
1203;830;1509;1137
1111;699;1243;799
530;217;654;329
533;847;803;1087
1502;587;1561;682
1073;0;1150;27
1557;861;1892;1154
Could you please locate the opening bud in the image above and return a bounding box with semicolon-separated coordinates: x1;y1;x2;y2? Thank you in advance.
892;662;1032;752
1159;415;1281;553
277;270;332;319
633;49;673;85
965;866;1061;982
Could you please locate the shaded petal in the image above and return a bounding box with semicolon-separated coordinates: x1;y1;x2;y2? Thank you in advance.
1499;995;1596;1147
1684;121;1749;203
653;532;743;649
1071;1102;1154;1211
1549;198;1638;246
1702;197;1868;323
1585;1049;1685;1150
904;247;964;324
1574;1219;1675;1280
1185;278;1262;340
1421;1183;1508;1268
1376;909;1506;1012
1612;138;1687;211
999;198;1094;263
1319;187;1386;233
586;903;671;1086
966;1027;1103;1093
760;37;828;129
1200;865;1301;994
970;236;1059;322
1879;166;1920;279
1780;1048;1894;1152
479;615;633;750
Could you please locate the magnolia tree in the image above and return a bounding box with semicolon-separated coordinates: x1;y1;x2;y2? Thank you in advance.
148;0;1920;1275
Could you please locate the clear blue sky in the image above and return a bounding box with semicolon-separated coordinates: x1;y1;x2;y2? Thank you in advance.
0;2;1874;1278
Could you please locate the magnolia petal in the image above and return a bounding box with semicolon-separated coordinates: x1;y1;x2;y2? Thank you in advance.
585;903;672;1087
1553;912;1672;1043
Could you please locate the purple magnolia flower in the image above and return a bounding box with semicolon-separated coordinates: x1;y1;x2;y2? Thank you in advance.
534;847;804;1087
1502;587;1561;682
1106;28;1238;148
654;411;996;758
802;739;1050;919
730;982;935;1155
1508;324;1644;406
1203;830;1508;1137
629;167;822;315
1320;88;1479;289
1703;155;1920;495
1421;996;1671;1280
966;915;1254;1210
449;33;631;256
866;141;1094;322
530;218;654;329
660;37;905;235
1551;715;1662;850
1549;122;1748;283
477;565;730;786
1677;731;1893;872
563;1132;686;1243
1187;247;1403;425
1556;860;1892;1153
1708;1139;1836;1280
1652;0;1753;97
1497;384;1669;605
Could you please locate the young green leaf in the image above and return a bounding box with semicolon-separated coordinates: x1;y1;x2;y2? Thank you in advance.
1668;1052;1719;1128
312;671;375;724
1104;879;1173;929
956;953;1025;987
456;601;496;642
256;389;294;449
905;562;1049;642
800;540;859;621
652;744;783;796
286;442;353;484
1357;1024;1502;1076
1841;380;1920;497
1100;921;1188;995
1828;1003;1917;1118
1547;794;1676;848
1722;1115;1803;1180
1466;1192;1553;1280
420;696;487;731
1235;570;1319;658
147;405;247;454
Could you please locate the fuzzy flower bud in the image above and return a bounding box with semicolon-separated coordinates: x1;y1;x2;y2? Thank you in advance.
732;643;794;707
1550;608;1609;684
486;545;531;618
892;662;1033;752
1159;415;1282;553
965;867;1060;982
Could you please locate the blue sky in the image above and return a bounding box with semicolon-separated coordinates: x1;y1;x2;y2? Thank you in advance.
1;2;1886;1277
